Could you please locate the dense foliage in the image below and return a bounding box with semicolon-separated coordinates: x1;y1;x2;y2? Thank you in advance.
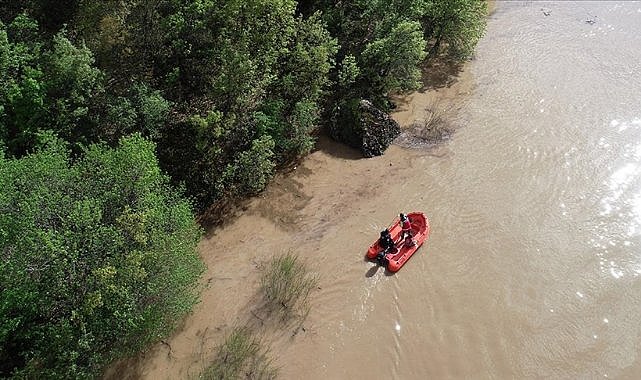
0;0;486;377
0;135;203;378
1;0;486;207
297;0;487;119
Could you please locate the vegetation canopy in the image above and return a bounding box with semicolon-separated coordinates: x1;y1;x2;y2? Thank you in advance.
0;135;203;378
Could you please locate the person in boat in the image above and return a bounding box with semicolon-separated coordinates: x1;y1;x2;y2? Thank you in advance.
379;229;395;251
403;233;416;247
400;213;412;240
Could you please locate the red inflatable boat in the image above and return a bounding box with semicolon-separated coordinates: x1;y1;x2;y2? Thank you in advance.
366;212;430;272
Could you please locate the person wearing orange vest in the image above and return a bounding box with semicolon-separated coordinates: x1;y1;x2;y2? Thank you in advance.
400;213;415;246
400;213;412;240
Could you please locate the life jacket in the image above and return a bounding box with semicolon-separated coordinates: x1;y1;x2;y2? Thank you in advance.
401;218;411;231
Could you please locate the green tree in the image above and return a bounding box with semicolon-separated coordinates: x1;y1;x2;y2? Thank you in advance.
422;0;487;58
222;135;277;195
0;15;106;155
102;83;171;141
148;0;336;206
0;135;203;378
45;31;104;144
298;0;486;102
361;20;427;96
1;2;338;207
0;15;46;154
265;12;337;158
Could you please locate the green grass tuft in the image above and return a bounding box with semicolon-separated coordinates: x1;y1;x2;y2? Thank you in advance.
201;328;277;380
260;252;317;321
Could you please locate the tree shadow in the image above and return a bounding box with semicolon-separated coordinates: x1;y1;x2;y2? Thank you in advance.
313;135;363;160
418;56;466;92
102;350;153;380
198;196;252;237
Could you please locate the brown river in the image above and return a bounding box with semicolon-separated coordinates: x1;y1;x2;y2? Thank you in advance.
110;1;641;379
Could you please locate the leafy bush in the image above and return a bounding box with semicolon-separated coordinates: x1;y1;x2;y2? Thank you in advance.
45;31;104;139
254;100;319;159
0;134;204;378
285;100;320;157
0;15;46;154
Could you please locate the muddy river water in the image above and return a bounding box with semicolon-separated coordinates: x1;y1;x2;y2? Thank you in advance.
115;2;641;379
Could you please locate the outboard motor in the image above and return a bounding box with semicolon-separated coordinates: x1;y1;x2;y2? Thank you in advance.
376;251;389;267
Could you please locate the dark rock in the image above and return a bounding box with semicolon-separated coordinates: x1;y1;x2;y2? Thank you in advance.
359;100;401;157
328;98;401;158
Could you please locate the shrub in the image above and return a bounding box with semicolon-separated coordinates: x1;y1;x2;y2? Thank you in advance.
411;100;454;141
423;0;487;59
284;100;319;157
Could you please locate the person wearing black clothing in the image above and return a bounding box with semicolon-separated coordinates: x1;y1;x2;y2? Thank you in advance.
379;229;395;250
376;229;395;267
